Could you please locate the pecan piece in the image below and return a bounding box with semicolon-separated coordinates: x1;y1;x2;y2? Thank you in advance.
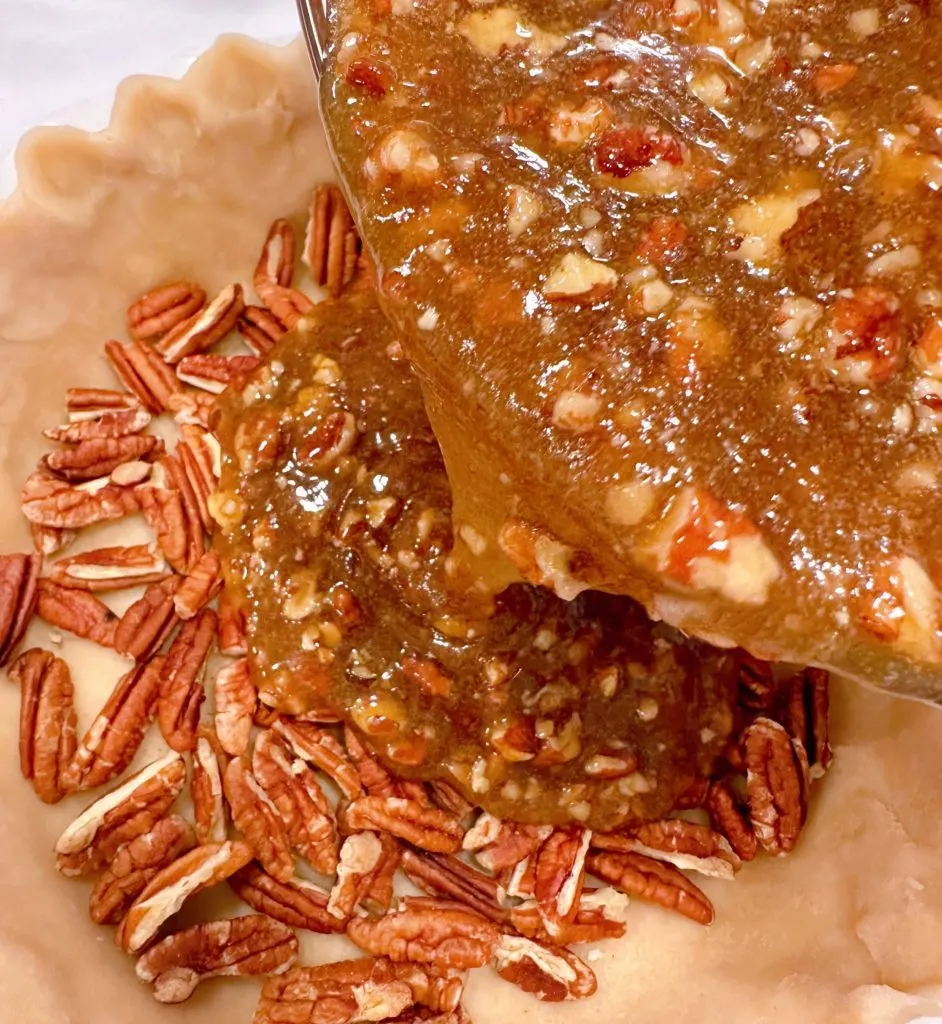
30;522;75;557
115;577;179;661
192;730;228;844
348;903;500;971
744;716;808;855
785;667;832;778
139;462;204;573
21;469;139;529
155;283;245;364
238;305;286;357
428;782;474;821
328;831;400;922
117;840;254;953
136;914;298;1003
49;543;170;592
44;435;163;483
158;608;216;752
274;717;362;800
509;889;629;944
230;864;340;934
176;352;261;393
105;339;183;414
533;828;591;938
304;185;361;298
707;780;758;862
177;425;221;531
342;797;464;854
127;281;207;341
63;657;164;792
45;406;152;443
253;728;340;875
56;751;186;876
214;658;257;756
8;648;76;803
255;219;297;291
737;652;777;711
463;813;551;873
255;281;315;330
0;553;41;667
168;390;216;429
89;814;195;924
594;820;740;879
344;724;400;796
65;387;143;422
400;849;510;925
171;551;222;620
586;850;714;925
36;579;119;646
224;756;296;882
218;590;248;656
493;935;596;1002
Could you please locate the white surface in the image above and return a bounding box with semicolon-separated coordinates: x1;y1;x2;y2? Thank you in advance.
0;0;300;159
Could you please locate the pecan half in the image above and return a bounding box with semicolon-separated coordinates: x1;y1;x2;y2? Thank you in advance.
304;185;361;298
0;553;41;667
127;281;207;341
785;667;832;778
115;577;179;661
116;840;254;953
255;219;297;291
105;339;183;414
218;590;248;656
173;551;222;620
168;390;216;429
274;717;362;800
229;864;340;934
44;435;162;483
65;387;143;422
176;352;261;393
45;406;152;443
160;450;208;556
155;283;245;364
428;782;474;821
533;828;591;939
463;814;551;873
509;889;628;945
21;469;139;529
328;831;400;922
191;731;228;844
253;728;339;875
586;850;715;926
56;751;186;876
224;756;296;882
8;648;76;803
342;797;464;854
30;522;75;557
177;425;221;531
737;652;777;711
743;716;808;855
347;904;500;971
214;658;257;756
36;579;119;646
493;935;596;1002
593;820;740;879
48;543;169;592
63;657;164;792
136;914;298;1003
400;850;510;926
255;281;316;330
344;725;400;797
138;466;203;574
89;814;195;924
158;608;216;752
707;781;759;862
238;305;286;357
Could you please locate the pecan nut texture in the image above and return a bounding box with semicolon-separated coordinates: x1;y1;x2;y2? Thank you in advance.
114;577;179;662
229;864;341;935
36;580;119;647
0;554;40;668
158;608;217;752
135;914;298;1003
223;757;296;883
532;828;591;939
304;184;361;298
191;731;228;845
127;281;207;341
47;543;170;592
493;935;597;1002
155;283;245;364
44;435;163;483
743;717;808;856
214;658;257;757
341;797;464;854
21;469;140;530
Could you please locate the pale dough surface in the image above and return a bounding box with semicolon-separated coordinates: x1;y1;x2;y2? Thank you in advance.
0;34;941;1024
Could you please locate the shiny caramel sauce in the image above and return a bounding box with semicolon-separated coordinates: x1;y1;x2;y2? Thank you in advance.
321;0;942;700
213;288;737;828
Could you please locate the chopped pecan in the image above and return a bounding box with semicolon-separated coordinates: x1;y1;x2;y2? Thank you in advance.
255;280;315;330
344;724;400;796
224;756;295;882
105;339;182;414
56;751;186;876
593;820;740;879
743;716;808;855
253;728;340;875
812;62;858;96
304;185;361;298
127;281;207;341
509;889;628;944
737;652;777;711
30;522;75;557
65;387;143;422
594;124;684;178
44;435;162;483
342;796;464;854
49;543;169;591
493;935;596;1002
400;850;509;925
155;283;245;364
177;425;221;531
89;814;195;924
168;390;216;429
116;840;253;953
115;577;179;661
21;469;139;530
214;657;257;756
159;608;216;752
463;814;551;873
35;579;119;646
328;831;400;921
347;904;500;970
173;550;222;620
274;717;362;800
191;730;228;844
785;667;832;777
533;828;591;938
0;553;41;667
230;864;340;934
255;219;297;291
176;352;261;393
63;657;164;792
45;406;151;443
707;780;758;862
586;850;715;925
218;590;248;656
136;914;298;1003
238;305;286;356
8;648;76;803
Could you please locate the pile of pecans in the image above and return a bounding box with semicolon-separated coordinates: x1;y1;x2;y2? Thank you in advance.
0;184;831;1023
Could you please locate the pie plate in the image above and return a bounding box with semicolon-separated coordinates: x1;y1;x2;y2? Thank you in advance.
1;33;942;1024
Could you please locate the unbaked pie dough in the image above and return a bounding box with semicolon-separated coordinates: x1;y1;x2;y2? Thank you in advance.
1;35;942;1024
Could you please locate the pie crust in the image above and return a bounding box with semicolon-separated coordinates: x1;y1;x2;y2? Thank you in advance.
1;33;942;1024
